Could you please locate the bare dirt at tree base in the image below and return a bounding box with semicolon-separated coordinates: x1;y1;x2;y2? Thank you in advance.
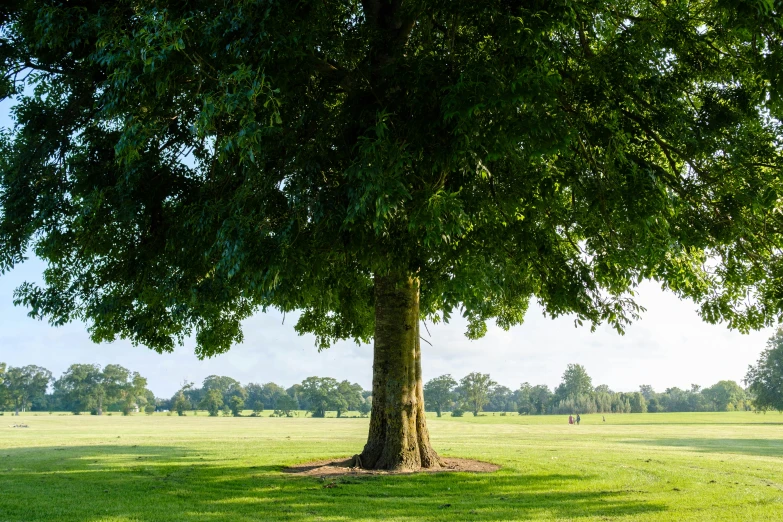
284;457;500;477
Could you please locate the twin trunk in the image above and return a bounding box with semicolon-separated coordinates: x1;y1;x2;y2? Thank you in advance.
358;274;443;471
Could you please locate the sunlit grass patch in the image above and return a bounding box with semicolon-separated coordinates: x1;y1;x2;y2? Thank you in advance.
0;411;781;521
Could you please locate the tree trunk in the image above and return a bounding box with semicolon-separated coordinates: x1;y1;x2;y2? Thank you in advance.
358;274;443;471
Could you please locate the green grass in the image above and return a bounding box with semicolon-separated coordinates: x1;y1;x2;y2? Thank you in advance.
1;412;781;521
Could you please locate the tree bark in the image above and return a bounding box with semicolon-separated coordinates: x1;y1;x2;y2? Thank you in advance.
358;274;443;471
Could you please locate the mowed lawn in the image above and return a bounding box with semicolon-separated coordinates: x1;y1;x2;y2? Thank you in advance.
1;412;781;521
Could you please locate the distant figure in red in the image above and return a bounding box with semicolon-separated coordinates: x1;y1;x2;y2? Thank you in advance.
568;415;574;425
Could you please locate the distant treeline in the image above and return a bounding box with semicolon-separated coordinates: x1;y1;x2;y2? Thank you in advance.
166;376;370;417
0;361;758;417
0;363;154;415
426;365;754;417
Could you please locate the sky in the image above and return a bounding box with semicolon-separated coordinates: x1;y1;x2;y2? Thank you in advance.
0;95;775;399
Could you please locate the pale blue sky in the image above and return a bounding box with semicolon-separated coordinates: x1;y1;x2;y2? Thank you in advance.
0;98;774;398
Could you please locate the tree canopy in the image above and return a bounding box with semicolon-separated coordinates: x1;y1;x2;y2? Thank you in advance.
2;1;783;358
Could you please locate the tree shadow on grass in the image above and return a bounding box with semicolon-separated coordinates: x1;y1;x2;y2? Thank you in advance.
0;445;666;521
621;438;783;458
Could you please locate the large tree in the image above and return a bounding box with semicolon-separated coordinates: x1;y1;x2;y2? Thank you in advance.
2;1;783;470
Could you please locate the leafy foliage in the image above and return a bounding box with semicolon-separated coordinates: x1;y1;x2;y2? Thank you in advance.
1;1;782;359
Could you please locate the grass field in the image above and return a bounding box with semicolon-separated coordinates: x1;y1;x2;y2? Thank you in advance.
1;411;781;521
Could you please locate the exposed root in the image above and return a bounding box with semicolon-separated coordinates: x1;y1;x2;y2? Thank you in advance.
285;457;500;476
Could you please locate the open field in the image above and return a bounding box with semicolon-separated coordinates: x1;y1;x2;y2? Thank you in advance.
1;412;781;521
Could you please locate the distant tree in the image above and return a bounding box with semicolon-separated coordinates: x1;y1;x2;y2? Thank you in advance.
286;384;307;412
487;385;515;412
647;397;661;413
688;387;708;412
244;383;263;413
703;380;746;412
530;385;554;415
627;392;647;413
56;364;102;414
659;387;690;412
259;383;288;410
300;377;339;417
639;385;656;402
229;395;245;416
120;371;150;415
359;397;372;417
275;395;298;417
746;329;783;412
335;381;364;417
172;381;193;416
155;396;172;412
101;364;131;415
515;383;534;415
227;383;247;413
144;404;156;415
200;389;224;417
556;364;593;401
516;384;553;415
458;373;497;416
251;400;264;416
202;375;240;405
611;394;632;414
54;364;147;415
3;365;52;416
594;384;613;394
423;375;457;417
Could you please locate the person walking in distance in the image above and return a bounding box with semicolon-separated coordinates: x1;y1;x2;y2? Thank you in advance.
576;414;581;425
